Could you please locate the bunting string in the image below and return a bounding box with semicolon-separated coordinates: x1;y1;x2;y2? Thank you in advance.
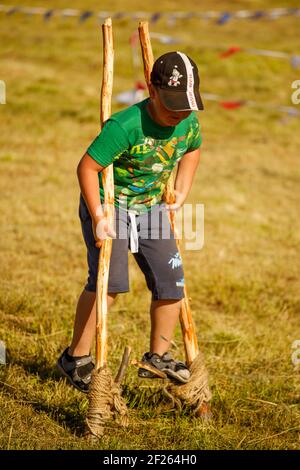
1;4;299;119
219;46;300;69
2;5;298;68
115;85;300;119
202;92;300;119
129;31;300;69
0;5;300;24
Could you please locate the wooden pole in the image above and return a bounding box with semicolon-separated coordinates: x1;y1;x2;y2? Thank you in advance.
138;21;199;367
138;22;153;89
96;18;114;370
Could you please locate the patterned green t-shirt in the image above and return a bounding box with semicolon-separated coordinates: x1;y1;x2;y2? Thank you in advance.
87;98;202;213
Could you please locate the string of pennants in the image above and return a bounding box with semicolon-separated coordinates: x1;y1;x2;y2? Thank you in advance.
122;32;300;119
201;93;300;117
2;4;299;68
115;83;300;119
1;4;299;119
219;46;300;69
130;31;300;69
1;4;300;24
1;4;300;68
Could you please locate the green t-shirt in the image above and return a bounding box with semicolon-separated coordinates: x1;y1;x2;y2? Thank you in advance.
87;98;202;213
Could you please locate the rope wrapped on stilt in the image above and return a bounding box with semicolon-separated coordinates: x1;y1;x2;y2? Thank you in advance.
163;353;211;416
86;367;128;438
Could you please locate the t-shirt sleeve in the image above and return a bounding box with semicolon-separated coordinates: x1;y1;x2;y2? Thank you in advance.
86;119;130;167
186;114;202;152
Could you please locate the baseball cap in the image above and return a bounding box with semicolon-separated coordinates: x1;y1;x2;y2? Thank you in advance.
150;51;204;112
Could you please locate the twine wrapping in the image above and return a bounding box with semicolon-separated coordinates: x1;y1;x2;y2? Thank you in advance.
163;353;212;416
85;367;128;438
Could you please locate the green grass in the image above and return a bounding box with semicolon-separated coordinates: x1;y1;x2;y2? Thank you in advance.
0;0;300;450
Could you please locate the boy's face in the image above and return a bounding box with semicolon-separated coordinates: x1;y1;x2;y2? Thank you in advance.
148;85;192;127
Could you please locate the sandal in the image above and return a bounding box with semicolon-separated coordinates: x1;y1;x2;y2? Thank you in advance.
138;351;190;384
56;347;94;393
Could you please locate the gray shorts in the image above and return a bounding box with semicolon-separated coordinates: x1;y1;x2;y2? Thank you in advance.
79;194;185;300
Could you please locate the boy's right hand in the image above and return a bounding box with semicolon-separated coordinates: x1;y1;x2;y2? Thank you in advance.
92;216;116;248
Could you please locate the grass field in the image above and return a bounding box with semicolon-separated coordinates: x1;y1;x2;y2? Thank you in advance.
0;0;300;450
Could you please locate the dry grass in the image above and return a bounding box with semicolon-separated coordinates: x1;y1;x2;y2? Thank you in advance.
0;0;299;450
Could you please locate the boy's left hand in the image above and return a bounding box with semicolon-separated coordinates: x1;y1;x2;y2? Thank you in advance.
165;190;186;211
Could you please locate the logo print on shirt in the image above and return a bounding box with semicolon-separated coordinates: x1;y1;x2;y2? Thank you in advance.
144;137;155;148
152;163;164;173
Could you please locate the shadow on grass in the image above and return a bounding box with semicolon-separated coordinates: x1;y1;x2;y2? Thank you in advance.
1;357;184;437
10;350;176;410
17;358;60;381
0;376;87;436
31;398;87;436
0;355;88;436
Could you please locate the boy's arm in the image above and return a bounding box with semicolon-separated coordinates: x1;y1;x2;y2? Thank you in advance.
167;148;201;211
77;152;104;219
77;152;116;245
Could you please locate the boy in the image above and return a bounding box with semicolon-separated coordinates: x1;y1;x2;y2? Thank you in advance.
57;51;204;393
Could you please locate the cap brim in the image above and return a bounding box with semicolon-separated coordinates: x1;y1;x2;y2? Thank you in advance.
157;88;204;112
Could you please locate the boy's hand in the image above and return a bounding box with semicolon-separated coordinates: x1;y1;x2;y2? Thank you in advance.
165;190;186;211
92;215;116;248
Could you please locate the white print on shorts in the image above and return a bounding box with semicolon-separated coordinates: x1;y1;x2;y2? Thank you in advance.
176;277;185;287
168;252;182;269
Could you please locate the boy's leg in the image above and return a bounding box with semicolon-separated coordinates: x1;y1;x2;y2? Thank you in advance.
133;205;190;382
57;197;129;392
140;296;190;383
72;194;129;358
69;290;117;357
150;299;181;356
133;205;185;353
57;291;118;393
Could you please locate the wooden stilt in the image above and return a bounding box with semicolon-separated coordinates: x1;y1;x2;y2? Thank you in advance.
95;18;114;371
138;22;212;419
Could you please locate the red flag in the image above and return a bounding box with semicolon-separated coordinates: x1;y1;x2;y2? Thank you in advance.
220;46;242;58
220;101;244;109
130;31;139;47
135;80;147;91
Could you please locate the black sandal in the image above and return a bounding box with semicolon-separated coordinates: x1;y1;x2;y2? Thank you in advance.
56;347;94;393
138;352;190;384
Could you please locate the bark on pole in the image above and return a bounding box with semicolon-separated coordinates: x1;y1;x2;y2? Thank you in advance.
96;17;114;371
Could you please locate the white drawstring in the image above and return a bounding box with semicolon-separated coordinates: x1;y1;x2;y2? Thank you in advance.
128;210;139;253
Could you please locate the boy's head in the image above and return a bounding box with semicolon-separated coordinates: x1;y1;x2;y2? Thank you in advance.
150;51;203;112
